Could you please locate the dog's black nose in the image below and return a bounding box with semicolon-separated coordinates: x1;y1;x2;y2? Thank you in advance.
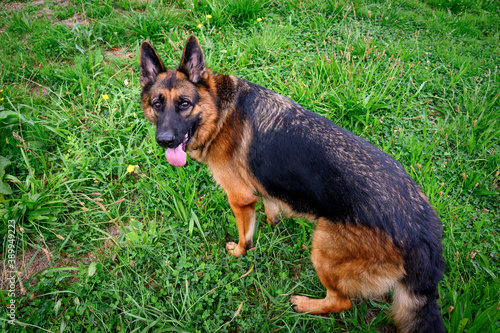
156;131;176;148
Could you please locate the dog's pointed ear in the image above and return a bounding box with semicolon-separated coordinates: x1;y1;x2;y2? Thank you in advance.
140;41;166;88
178;35;207;83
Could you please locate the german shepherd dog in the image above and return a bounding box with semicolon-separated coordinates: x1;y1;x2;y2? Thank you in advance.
139;35;445;333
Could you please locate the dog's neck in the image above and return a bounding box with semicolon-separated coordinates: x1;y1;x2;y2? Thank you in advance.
188;73;243;163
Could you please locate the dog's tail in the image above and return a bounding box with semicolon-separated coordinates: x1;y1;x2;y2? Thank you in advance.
391;281;445;333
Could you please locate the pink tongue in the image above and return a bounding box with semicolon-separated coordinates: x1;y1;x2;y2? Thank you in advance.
165;145;186;167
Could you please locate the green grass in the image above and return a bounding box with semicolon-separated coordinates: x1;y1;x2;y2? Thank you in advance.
1;0;499;331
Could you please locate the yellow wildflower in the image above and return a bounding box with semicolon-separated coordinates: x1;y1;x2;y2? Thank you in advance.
127;165;135;173
102;94;110;101
197;23;203;28
257;18;262;22
206;15;212;19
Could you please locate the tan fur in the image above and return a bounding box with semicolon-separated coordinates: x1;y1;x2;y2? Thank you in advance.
313;219;405;297
392;282;427;333
187;76;239;162
290;290;352;314
206;117;264;256
291;218;405;314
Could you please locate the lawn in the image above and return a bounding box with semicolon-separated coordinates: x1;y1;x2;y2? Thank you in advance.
0;0;499;332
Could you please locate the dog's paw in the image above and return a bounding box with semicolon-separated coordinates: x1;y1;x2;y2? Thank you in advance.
290;294;351;314
267;216;281;226
225;241;237;251
290;295;311;313
225;242;246;257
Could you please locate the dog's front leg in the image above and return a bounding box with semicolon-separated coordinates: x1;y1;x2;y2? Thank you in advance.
225;191;259;258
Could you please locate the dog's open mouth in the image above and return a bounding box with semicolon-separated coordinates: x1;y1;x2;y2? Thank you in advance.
181;132;190;151
165;122;197;167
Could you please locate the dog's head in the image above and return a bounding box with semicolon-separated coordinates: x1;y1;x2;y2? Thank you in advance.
140;35;215;166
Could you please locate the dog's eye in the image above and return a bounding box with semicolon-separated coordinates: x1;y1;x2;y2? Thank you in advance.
152;101;161;109
179;101;191;109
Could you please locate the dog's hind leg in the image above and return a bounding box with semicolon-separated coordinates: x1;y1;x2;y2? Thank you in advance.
290;222;352;314
291;218;405;315
290;289;352;314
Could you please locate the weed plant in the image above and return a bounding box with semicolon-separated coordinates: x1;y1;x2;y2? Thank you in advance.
0;0;499;332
